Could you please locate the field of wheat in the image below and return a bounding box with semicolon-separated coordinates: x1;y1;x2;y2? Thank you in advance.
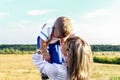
0;53;120;80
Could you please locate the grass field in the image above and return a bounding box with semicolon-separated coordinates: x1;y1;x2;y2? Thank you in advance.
0;54;120;80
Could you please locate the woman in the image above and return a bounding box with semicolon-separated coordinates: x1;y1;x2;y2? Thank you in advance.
32;36;93;80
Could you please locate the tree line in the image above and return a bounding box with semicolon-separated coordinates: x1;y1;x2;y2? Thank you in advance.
91;45;120;51
0;44;36;51
0;44;120;51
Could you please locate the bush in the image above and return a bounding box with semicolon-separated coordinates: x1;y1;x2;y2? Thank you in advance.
93;56;120;64
0;48;33;54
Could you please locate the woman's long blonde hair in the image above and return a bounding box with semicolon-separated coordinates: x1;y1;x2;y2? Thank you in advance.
66;36;93;80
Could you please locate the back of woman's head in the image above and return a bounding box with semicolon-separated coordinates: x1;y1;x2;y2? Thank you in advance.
66;36;93;80
54;16;73;38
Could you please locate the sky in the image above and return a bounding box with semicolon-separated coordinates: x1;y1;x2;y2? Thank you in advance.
0;0;120;45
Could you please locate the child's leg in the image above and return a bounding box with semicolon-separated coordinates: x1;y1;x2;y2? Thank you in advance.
41;41;63;79
37;36;49;79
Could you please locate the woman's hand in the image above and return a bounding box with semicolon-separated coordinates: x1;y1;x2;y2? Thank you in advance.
36;49;50;61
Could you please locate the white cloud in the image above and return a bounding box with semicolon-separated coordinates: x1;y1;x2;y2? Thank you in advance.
0;20;43;44
27;9;56;16
73;8;120;45
0;17;60;44
0;12;9;17
81;9;110;18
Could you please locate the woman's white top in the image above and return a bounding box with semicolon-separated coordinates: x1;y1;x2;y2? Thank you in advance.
32;53;68;80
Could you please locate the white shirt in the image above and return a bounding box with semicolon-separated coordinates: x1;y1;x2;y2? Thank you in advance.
39;22;59;44
32;53;68;80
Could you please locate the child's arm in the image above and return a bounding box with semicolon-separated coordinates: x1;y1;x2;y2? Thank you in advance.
40;38;50;61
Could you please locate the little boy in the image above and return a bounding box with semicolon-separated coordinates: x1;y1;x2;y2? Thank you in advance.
37;16;73;79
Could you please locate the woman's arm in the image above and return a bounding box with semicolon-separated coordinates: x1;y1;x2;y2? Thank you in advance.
32;53;46;72
32;53;58;79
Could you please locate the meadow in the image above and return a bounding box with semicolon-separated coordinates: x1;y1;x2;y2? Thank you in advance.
0;52;120;80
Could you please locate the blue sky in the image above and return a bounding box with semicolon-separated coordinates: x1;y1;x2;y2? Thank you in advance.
0;0;120;45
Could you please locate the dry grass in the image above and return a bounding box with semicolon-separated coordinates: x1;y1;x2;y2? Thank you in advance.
0;54;120;80
91;63;120;80
93;51;120;58
0;54;41;80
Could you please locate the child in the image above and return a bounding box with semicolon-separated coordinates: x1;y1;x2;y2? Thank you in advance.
37;16;73;79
